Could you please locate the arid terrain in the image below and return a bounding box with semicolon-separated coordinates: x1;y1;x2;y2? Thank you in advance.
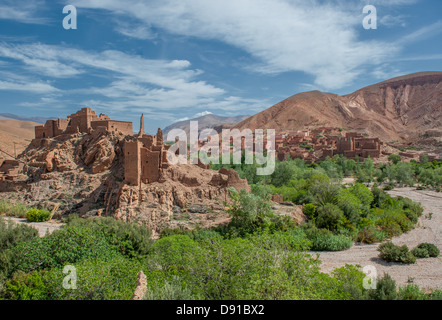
0;118;39;159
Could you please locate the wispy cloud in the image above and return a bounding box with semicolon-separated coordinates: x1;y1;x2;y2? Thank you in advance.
0;80;59;93
0;41;265;117
395;20;442;46
0;0;49;24
72;0;402;89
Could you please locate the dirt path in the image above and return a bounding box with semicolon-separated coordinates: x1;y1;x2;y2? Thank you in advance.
315;187;442;290
3;217;64;237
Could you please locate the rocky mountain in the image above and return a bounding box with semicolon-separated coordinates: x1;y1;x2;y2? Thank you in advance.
163;114;249;140
234;72;442;143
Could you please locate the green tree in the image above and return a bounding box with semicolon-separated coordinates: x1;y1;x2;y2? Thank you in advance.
388;154;401;165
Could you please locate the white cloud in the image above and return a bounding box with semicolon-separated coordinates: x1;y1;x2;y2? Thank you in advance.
0;80;59;93
72;0;400;89
0;0;48;24
395;20;442;46
0;42;266;118
114;20;157;40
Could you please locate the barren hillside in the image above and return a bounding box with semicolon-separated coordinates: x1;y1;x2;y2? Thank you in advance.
234;72;442;143
0;119;39;159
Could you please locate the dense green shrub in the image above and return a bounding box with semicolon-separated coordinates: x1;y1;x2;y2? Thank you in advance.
411;247;430;259
398;284;428;300
43;257;142;300
368;273;397;300
302;203;316;220
26;208;51;222
225;187;295;236
335;189;368;227
356;226;387;244
413;243;440;258
66;216;153;258
3;271;47;300
246;229;312;252
3;226;120;277
144;276;196;300
2;256;144;300
378;242;416;264
306;228;352;251
349;183;374;207
331;264;367;300
371;207;414;237
315;203;345;231
0;201;28;218
0;217;38;251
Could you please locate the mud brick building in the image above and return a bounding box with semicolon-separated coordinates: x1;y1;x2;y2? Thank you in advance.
124;114;170;186
34;107;133;139
334;133;381;159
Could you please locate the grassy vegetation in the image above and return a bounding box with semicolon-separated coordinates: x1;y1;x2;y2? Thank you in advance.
0;155;440;300
1;215;440;300
0;200;28;218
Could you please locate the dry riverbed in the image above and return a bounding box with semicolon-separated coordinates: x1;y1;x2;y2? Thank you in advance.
316;187;442;290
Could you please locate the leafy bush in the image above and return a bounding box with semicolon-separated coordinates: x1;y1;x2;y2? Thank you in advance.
398;284;428;300
413;243;440;258
331;264;367;300
315;203;345;231
144;276;196;300
43;257;142;300
0;217;38;251
225;187;294;236
0;201;28;218
26;208;51;222
356;226;387;244
4;256;143;300
246;229;312;252
378;242;416;264
349;183;374;207
4;226;120;276
388;154;401;165
411;247;430;259
3;271;47;300
302;203;316;220
66;216;153;258
368;273;397;300
307;229;353;251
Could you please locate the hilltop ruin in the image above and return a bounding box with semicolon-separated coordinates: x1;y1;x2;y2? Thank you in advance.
0;108;250;235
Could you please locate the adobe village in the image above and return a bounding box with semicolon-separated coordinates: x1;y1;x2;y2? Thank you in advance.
0;72;441;299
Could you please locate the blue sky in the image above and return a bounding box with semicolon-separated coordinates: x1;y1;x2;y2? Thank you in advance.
0;0;441;133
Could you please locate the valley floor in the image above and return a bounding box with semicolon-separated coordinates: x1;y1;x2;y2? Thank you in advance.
316;187;442;290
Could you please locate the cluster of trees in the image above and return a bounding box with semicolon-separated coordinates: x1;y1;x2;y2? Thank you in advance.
1;215;440;300
211;153;442;190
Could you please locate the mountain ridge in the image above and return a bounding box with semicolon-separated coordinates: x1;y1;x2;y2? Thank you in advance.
234;72;442;143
